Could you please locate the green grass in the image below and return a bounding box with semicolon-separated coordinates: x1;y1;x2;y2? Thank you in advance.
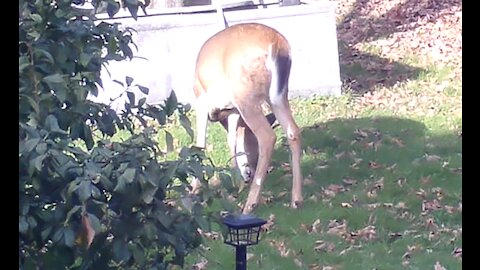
171;51;462;269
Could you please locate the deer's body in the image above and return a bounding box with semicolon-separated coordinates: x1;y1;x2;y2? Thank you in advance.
193;23;303;213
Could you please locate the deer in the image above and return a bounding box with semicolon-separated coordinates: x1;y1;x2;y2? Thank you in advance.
192;22;303;214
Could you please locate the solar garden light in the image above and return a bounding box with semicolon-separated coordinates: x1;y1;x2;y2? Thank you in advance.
223;214;267;270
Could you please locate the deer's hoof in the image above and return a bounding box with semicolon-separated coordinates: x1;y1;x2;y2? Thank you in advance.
291;200;304;209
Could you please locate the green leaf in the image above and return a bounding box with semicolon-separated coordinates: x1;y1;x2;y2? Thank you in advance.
179;114;194;141
43;74;64;84
64;227;75;247
79;53;93;67
113;239;132;262
35;48;55;64
143;222;157;240
41;226;53;241
67;179;81;195
19;216;28;234
138;85;149;94
45;114;68;134
165;131;173;153
21;138;40;154
65;205;82;225
132;243;146;265
120;168;136;184
87;213;101;233
126;91;135;105
156;210;173;229
194;215;209;231
78;181;92;202
29;13;42;23
164;91;178;116
126;76;134;87
32;154;47;171
138;97;146;107
107;2;120;18
114;176;127;193
36;142;47;154
53;227;65;243
19;57;30;72
219;172;233;191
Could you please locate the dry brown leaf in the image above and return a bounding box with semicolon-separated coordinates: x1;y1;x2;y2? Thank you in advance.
422;199;443;212
326;184;345;193
261;214;276;232
293;258;303;268
386;163;397;171
314;240;336;253
355;225;377;241
368;161;383;169
335;151;347;159
341;202;353;208
342;178;357;186
191;259;208;270
452;247;462;258
81;214;95;249
395;202;407;209
327;220;348;237
434;261;447;270
425;218;439;230
367;203;380;210
390;137;405;147
444;205;456;214
420;176;432;185
425;154;442;162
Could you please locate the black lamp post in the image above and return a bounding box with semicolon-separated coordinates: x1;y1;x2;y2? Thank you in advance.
223;214;267;270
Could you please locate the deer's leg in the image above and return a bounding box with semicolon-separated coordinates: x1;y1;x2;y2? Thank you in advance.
236;105;276;213
270;95;303;208
191;93;210;194
195;94;209;149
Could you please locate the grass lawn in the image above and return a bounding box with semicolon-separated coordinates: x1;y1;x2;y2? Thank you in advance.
180;1;462;267
111;1;462;269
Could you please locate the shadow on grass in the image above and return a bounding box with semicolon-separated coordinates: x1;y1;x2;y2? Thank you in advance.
263;116;462;204
336;0;461;93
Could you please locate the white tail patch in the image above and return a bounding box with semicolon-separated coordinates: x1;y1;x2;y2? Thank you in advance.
266;44;281;105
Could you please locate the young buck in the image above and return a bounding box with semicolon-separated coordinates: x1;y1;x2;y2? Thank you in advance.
193;23;303;213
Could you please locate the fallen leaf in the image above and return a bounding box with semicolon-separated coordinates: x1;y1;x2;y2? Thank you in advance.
422;199;443;212
386;163;397;171
434;261;447;270
452;247;462;258
390;137;405;147
294;258;303;267
81;214;95;249
425;154;442;162
342;178;357;186
191;259;208;270
420;176;432;185
444;205;456;214
314;240;336;252
449;167;462;174
335;151;347;159
354;225;376;241
368;161;383;169
341;202;353;208
327;220;348;237
261;214;276;232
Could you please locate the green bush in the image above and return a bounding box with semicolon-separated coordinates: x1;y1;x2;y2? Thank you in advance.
19;1;229;269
